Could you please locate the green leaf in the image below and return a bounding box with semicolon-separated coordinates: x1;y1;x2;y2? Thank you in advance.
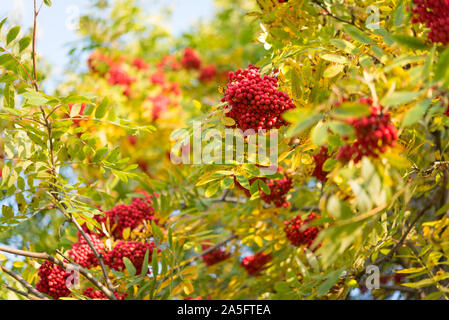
343;25;373;45
317;269;345;297
6;26;20;45
435;48;449;82
140;250;150;277
285;110;323;137
330;39;358;54
392;34;429;50
323;64;344;78
328;121;355;136
44;0;52;6
402;99;431;127
0;18;7;32
380;91;423;107
18;37;31;52
331;102;371;119
151;249;158;277
22;90;49;106
63;95;92;105
221;176;234;189
95;97;109;118
123;257;136;276
311;122;328;146
323;158;337;172
321;54;348;64
205;182;219;198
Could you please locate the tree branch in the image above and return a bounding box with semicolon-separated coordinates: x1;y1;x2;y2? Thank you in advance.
0;265;48;300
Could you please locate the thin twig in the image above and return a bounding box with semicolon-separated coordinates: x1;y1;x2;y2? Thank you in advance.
3;285;36;299
312;0;364;31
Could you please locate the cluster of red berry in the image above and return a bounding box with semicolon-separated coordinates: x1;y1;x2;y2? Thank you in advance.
87;50;117;74
410;0;449;44
241;252;272;276
198;64;217;83
83;287;127;300
148;94;175;121
67;232;105;268
181;47;202;70
221;65;296;130
36;192;160;299
284;212;320;248
312;146;330;182
104;240;158;274
36;261;71;299
201;244;232;266
132;57;149;70
260;175;293;208
95;193;157;239
106;66;136;97
235;171;292;208
157;54;181;71
336;99;398;163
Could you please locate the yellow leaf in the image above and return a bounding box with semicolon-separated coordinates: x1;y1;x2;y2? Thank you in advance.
254;235;264;247
323;64;345;78
122;227;131;240
183;280;194;295
222;117;235;126
193;100;202;110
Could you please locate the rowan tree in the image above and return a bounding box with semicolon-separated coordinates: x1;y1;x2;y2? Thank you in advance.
1;0;449;301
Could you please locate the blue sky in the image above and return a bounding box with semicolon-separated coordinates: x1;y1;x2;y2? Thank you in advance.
0;0;214;90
